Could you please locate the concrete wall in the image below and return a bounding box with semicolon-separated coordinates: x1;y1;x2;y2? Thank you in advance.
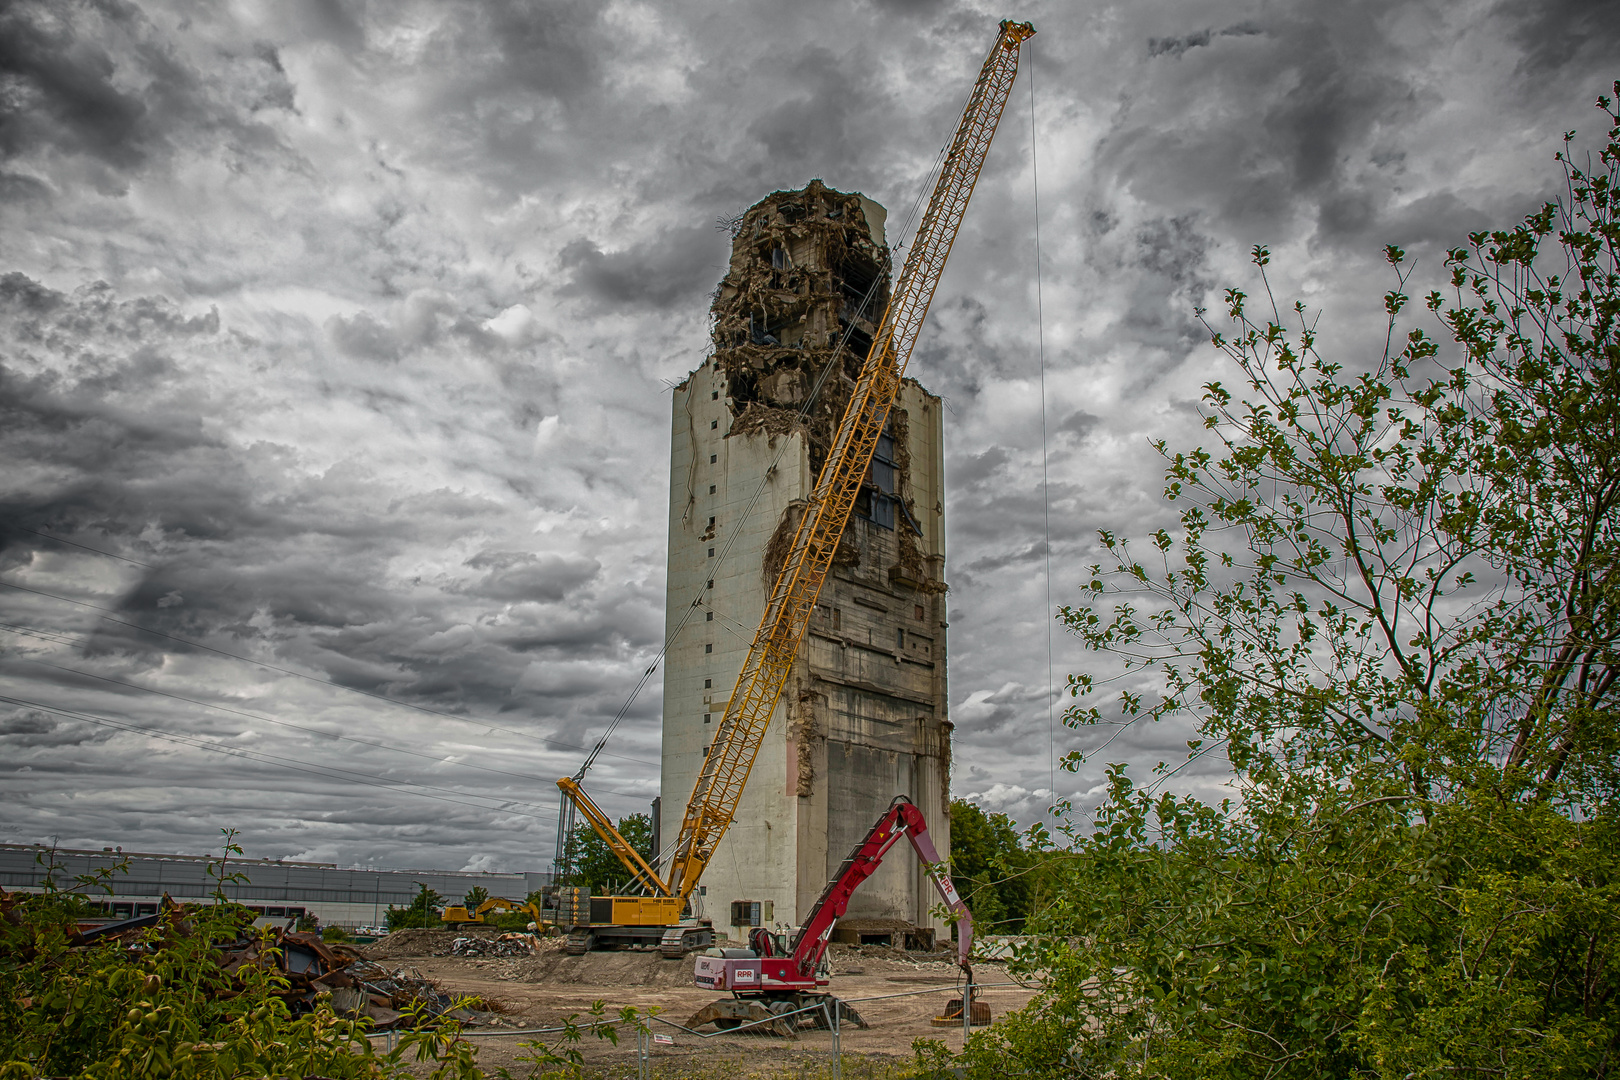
661;212;951;940
795;379;950;927
661;357;809;928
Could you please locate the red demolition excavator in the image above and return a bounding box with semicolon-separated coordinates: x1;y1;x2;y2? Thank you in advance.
685;795;988;1036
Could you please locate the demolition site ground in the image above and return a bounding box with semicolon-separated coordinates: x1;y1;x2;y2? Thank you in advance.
363;930;1037;1076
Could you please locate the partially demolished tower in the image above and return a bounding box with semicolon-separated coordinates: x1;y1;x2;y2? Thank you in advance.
661;180;951;940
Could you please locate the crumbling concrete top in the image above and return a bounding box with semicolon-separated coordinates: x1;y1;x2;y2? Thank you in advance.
708;180;894;473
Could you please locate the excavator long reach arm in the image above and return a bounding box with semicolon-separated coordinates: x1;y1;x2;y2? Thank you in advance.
665;19;1036;899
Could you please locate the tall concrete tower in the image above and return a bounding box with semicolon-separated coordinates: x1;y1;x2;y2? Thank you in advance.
661;181;951;943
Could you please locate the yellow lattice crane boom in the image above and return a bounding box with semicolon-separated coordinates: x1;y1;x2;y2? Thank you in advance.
666;18;1036;897
554;17;1034;955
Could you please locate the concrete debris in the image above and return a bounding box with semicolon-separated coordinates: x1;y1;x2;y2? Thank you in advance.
709;180;944;598
728;401;808;440
359;927;471;959
709;180;894;477
446;933;539;958
330;959;485;1029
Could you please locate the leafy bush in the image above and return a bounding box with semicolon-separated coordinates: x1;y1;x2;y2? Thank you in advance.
948;798;1043;933
386;882;445;930
962;88;1620;1078
557;814;653;891
0;834;482;1079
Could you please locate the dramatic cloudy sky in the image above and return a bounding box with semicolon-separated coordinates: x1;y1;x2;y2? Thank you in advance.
1;0;1615;872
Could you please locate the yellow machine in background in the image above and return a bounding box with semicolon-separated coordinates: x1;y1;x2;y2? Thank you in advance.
555;17;1037;958
441;896;548;929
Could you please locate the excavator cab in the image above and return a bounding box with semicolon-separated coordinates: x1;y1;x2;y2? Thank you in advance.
748;926;789;957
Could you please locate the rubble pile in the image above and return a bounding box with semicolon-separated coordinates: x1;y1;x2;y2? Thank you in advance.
359;927;466;958
323;960;474;1029
444;933;538;958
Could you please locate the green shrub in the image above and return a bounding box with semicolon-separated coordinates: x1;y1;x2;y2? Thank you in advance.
0;834;482;1079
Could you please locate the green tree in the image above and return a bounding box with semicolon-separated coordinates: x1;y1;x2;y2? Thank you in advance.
948;798;1037;933
559;813;654;892
965;90;1620;1079
461;885;490;912
385;882;444;930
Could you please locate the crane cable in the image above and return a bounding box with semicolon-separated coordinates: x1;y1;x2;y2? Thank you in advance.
1029;40;1057;804
553;159;957;876
560;124;966;814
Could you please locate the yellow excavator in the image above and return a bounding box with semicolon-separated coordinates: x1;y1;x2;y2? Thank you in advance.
554;18;1036;958
442;896;548;929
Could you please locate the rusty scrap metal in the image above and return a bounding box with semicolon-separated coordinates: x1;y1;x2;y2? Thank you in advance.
4;889;480;1031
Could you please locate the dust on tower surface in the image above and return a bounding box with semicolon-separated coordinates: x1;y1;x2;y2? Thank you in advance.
662;179;952;940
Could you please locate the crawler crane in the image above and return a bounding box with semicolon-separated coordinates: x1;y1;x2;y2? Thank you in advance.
554;17;1036;958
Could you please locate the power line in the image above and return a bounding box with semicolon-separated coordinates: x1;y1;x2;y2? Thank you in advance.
9;528;157;569
0;693;562;823
0;578;659;770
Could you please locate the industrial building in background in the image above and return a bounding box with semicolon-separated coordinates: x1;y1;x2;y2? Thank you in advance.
662;181;952;943
0;843;548;929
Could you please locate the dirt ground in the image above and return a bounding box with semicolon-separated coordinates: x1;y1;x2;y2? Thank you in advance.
361;932;1038;1077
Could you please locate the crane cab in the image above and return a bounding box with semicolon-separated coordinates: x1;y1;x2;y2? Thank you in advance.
694;948;828;993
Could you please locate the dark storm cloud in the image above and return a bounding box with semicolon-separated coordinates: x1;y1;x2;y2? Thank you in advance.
0;1;157;167
326;311;400;362
2;0;1612;867
1057;411;1099;442
559;226;726;311
0;0;292;178
1096;1;1436;249
0;708;113;749
950;445;1010;488
0;270;625;737
911;296;1030;401
288;0;366;52
965;540;1049;575
464;551;601;603
1134;214;1211;290
1147;21;1265;58
868;0;954;15
1496;0;1620;76
744;46;892;176
477;0;604;102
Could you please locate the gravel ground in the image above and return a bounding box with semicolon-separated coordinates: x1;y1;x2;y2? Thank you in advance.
368;938;1039;1077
